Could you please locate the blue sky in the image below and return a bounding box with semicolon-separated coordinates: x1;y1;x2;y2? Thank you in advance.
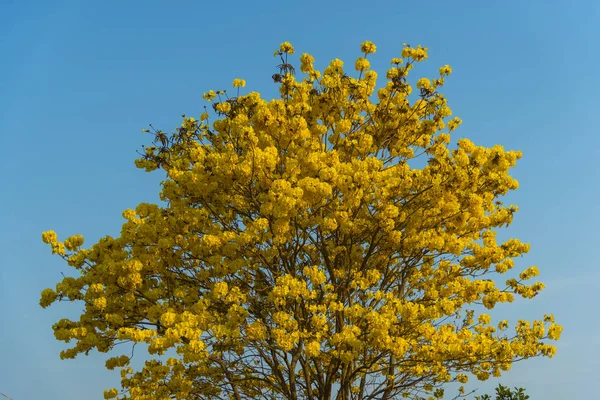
1;0;598;398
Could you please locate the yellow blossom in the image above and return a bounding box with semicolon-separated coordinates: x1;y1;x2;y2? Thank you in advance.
360;41;377;54
355;57;370;71
278;41;294;54
202;90;216;101
232;78;246;88
305;340;321;357
439;64;452;76
42;230;57;244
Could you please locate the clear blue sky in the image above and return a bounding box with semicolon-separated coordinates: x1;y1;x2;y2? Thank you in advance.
1;0;598;399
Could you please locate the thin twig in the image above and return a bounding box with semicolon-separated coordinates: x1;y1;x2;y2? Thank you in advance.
0;391;13;400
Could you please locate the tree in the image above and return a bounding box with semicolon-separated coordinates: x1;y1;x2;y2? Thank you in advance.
475;384;529;400
40;41;561;400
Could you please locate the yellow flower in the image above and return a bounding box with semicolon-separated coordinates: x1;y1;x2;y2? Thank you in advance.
416;78;432;91
64;234;84;250
447;117;462;131
360;41;377;54
246;321;267;340
122;209;136;221
519;266;540;280
215;102;231;113
547;324;563;340
93;297;108;310
402;44;429;61
305;340;321;357
40;288;57;308
212;281;229;298
202;90;216;101
42;230;58;244
160;311;177;327
478;314;491;324
232;78;246;88
300;53;315;73
105;355;129;370
51;242;66;256
355;57;370;71
439;64;453;76
278;42;295;55
303;265;327;286
103;388;119;399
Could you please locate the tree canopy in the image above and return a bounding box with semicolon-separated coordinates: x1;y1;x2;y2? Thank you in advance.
41;41;561;400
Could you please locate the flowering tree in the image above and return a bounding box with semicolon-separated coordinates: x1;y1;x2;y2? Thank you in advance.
40;41;561;400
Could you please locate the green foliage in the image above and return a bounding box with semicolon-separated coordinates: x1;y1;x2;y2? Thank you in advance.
475;384;529;400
